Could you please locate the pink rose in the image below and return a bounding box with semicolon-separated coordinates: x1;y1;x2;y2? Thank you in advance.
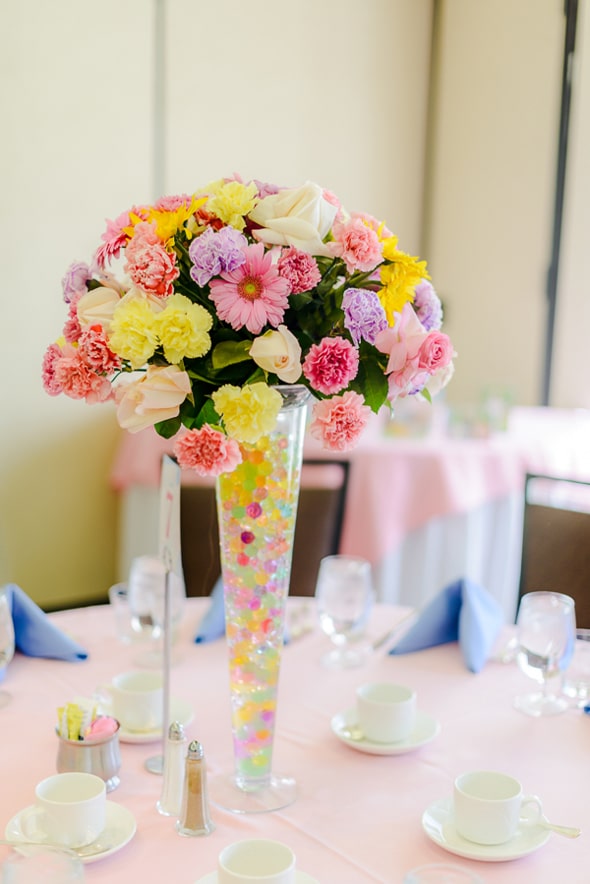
115;365;191;432
417;331;453;374
302;336;359;395
174;425;242;476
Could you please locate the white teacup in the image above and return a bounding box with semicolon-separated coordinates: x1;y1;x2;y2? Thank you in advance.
20;772;106;849
356;682;416;743
453;770;543;845
99;670;163;733
217;839;296;884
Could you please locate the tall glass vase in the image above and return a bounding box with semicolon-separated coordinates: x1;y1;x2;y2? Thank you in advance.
210;385;309;814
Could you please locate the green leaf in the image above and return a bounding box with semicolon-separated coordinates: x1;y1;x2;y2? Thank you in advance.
154;415;182;438
355;345;389;413
195;398;220;429
212;340;253;370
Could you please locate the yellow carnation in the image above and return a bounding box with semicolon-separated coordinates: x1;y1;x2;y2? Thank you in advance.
212;382;282;444
206;181;259;231
109;298;158;369
378;239;430;325
155;294;213;364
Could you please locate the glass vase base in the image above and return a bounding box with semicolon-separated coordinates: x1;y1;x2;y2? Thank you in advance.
208;772;297;814
514;691;569;716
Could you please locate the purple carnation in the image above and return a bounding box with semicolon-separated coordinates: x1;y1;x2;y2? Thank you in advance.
188;226;247;287
413;279;442;331
61;261;91;303
342;287;388;346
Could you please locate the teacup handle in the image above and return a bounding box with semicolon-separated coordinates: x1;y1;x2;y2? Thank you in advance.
19;805;49;844
519;793;543;826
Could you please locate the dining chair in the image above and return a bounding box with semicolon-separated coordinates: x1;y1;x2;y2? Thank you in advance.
180;459;350;598
517;473;590;627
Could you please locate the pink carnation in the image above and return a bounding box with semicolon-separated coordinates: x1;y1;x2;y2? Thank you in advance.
174;425;242;477
418;331;453;374
327;217;383;273
52;343;112;403
352;211;393;239
78;324;122;373
153;193;193;211
124;221;179;298
310;391;371;451
302;336;359;395
277;247;321;294
62;292;83;343
42;343;65;396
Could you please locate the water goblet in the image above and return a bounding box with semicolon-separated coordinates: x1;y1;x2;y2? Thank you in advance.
315;555;374;669
514;590;576;716
0;588;15;709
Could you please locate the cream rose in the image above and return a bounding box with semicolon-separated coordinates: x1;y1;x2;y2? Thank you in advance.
249;325;302;383
248;181;337;255
115;365;191;433
76;286;121;333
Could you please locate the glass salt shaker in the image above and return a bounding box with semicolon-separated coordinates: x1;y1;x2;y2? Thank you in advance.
157;721;187;816
175;739;215;836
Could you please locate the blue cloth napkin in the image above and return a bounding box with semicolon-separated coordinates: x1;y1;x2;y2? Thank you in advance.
4;583;88;663
388;578;503;673
194;576;291;644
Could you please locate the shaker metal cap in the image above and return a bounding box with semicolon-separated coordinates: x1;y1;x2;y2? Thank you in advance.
187;739;204;758
168;721;185;741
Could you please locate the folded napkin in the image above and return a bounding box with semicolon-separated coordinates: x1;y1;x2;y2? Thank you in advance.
3;584;88;666
194;576;291;644
388;578;503;673
194;576;225;643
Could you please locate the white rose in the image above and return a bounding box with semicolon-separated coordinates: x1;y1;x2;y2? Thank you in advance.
115;365;191;433
248;181;337;256
249;325;302;383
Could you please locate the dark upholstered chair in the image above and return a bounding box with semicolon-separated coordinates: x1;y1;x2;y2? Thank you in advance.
517;473;590;627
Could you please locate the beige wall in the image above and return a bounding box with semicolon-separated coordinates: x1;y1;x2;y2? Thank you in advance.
1;0;433;606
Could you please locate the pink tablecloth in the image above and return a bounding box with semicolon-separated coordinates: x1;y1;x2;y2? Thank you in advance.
1;599;588;883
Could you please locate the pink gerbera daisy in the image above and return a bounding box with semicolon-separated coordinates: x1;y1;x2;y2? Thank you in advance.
208;242;290;334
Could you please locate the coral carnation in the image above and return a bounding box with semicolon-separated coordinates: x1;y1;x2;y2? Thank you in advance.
310;391;371;451
174;425;242;477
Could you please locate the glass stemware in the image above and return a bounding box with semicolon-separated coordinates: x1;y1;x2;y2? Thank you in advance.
315;555;374;668
0;588;15;709
514;590;576;716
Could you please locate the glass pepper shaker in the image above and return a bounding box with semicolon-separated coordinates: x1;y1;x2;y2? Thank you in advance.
157;721;187;816
175;739;215;836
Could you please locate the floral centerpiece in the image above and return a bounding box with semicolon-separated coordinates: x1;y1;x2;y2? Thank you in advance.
43;176;455;475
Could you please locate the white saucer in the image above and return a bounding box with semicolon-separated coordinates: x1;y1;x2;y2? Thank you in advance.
422;797;551;862
5;800;136;864
331;708;440;755
195;872;318;883
101;695;194;743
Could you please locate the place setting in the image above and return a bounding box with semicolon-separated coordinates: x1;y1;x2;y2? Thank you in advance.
421;769;580;863
331;681;441;755
4;771;137;865
193;838;319;884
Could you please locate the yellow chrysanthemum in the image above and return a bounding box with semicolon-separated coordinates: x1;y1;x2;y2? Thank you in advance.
109;298;158;369
205;181;259;231
155;294;213;364
378;238;430;325
212;382;282;444
147;196;207;245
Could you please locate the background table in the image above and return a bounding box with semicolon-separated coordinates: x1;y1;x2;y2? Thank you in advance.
1;598;588;883
111;407;590;623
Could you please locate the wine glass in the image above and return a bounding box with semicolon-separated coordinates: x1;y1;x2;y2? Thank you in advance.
315;555;374;668
128;556;185;667
0;587;15;709
514;591;576;716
